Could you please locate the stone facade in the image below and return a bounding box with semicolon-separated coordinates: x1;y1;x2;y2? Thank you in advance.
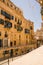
0;0;36;60
35;22;43;47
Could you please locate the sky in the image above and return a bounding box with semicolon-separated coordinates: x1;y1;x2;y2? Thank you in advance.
11;0;42;32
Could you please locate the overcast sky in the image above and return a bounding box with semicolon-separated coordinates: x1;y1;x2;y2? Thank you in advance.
11;0;42;31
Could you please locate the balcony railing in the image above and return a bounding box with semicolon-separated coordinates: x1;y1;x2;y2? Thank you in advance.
1;10;14;20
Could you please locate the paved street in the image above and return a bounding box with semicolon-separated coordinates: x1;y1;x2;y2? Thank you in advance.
0;56;22;65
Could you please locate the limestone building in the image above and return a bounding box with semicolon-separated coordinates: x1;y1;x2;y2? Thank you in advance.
35;22;43;47
0;0;36;60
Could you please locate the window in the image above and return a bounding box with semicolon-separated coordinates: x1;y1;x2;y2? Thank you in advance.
26;35;28;45
4;12;11;19
1;10;14;20
17;25;23;31
17;19;22;25
1;10;11;20
3;38;8;47
14;25;16;29
14;41;16;45
0;19;4;25
10;42;13;47
25;29;30;34
4;20;12;28
1;10;5;15
30;26;33;30
5;32;8;37
19;35;21;45
11;16;14;20
10;4;13;7
0;32;1;36
7;3;9;6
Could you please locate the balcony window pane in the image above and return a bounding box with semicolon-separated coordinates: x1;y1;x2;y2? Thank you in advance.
4;20;12;28
17;25;23;31
25;29;30;34
1;10;13;20
0;19;4;25
11;16;14;20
